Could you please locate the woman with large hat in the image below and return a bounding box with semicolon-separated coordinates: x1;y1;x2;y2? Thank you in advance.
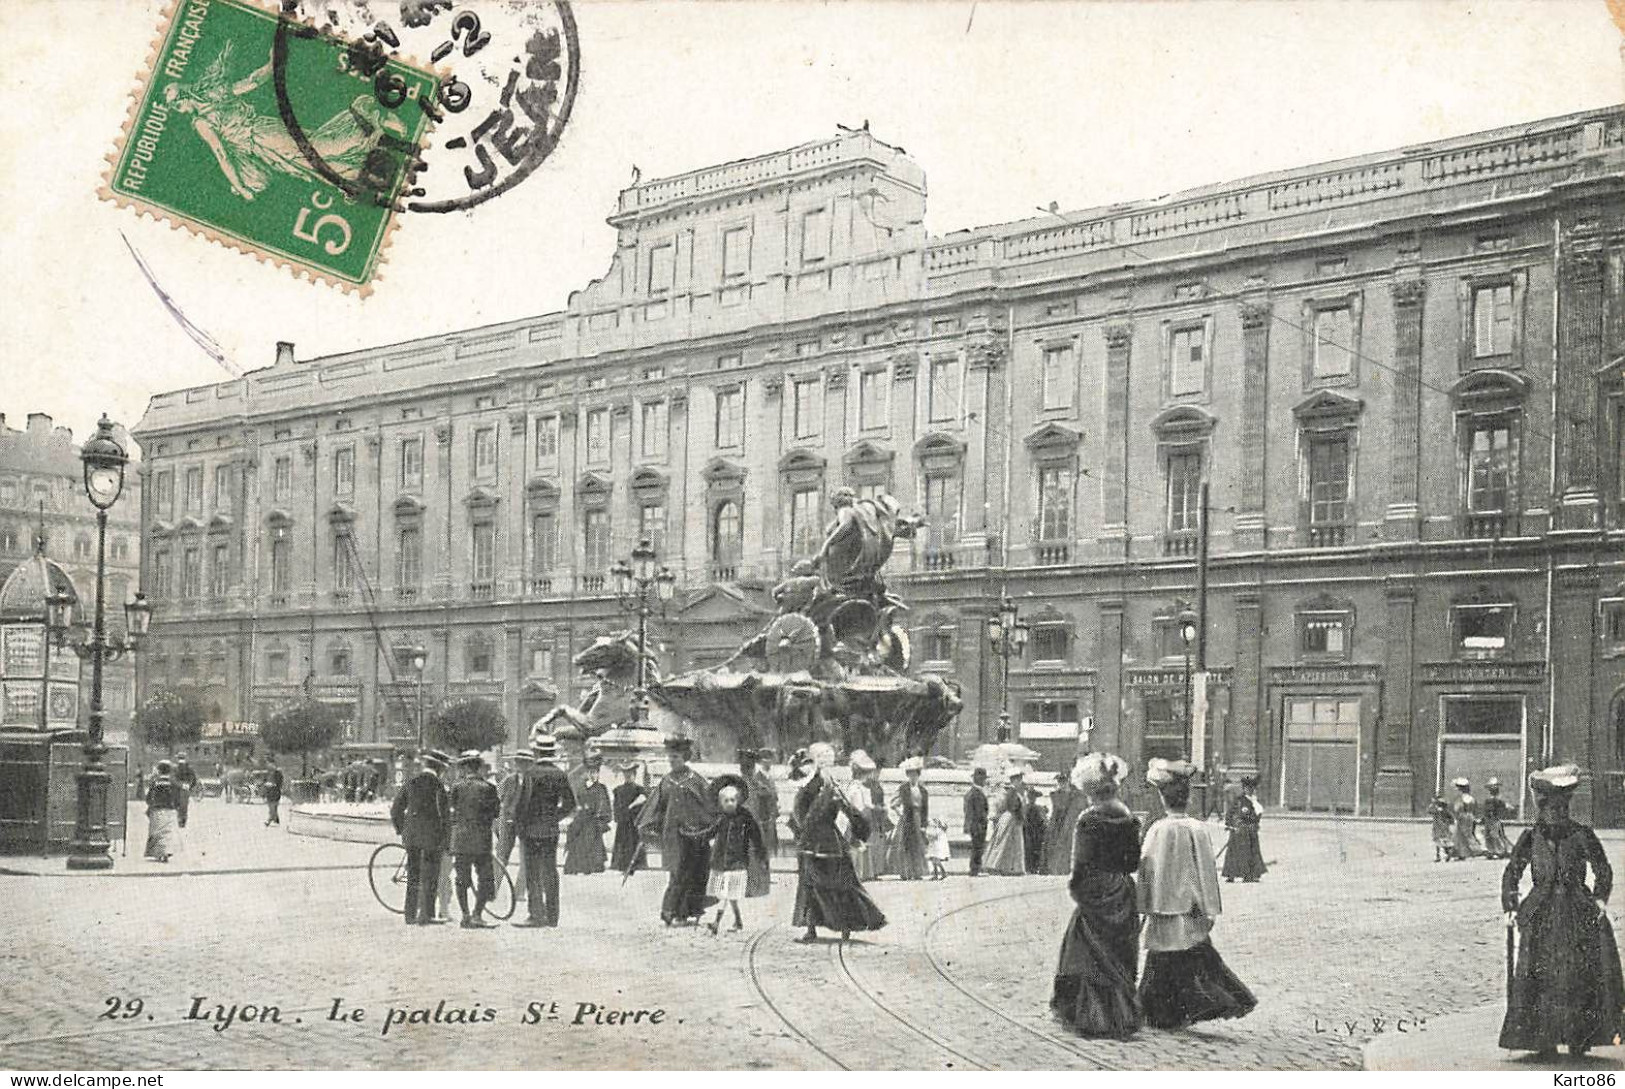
563;756;611;875
887;756;930;881
981;766;1029;876
1498;764;1625;1058
1136;758;1256;1029
1481;777;1514;859
1050;753;1143;1038
1450;777;1485;861
636;736;718;926
790;742;887;942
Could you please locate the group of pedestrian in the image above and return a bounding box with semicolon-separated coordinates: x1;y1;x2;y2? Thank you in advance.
1429;775;1515;861
1050;755;1257;1039
959;765;1077;877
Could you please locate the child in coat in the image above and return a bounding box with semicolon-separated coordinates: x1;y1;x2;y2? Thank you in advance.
926;816;951;880
1427;795;1455;862
704;774;766;935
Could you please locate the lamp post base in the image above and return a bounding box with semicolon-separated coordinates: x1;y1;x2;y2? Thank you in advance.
66;760;115;871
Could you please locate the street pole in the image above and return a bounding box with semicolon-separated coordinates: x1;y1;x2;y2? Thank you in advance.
67;507;113;870
632;593;648;725
415;669;424;753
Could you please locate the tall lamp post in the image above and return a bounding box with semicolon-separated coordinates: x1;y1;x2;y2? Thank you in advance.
397;643;428;753
53;415;151;871
1176;602;1202;814
985;595;1029;744
609;540;676;727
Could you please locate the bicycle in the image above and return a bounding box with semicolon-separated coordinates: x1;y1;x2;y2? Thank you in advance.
367;842;517;921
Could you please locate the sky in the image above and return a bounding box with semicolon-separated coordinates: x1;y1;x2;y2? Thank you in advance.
0;0;1620;449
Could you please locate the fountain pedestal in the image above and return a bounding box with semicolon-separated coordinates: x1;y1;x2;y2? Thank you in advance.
590;723;674;776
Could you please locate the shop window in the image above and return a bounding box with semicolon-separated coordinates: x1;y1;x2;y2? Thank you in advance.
1443;698;1522;735
1020;699;1082;741
1141;696;1186;762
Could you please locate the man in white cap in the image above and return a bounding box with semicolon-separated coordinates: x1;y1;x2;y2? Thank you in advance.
450;751;501;928
390;749;452;926
512;735;575;927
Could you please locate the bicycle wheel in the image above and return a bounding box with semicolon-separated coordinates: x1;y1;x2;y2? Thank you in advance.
369;842;410;915
486;862;518;921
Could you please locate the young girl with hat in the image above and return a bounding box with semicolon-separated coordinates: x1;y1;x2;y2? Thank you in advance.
702;774;768;935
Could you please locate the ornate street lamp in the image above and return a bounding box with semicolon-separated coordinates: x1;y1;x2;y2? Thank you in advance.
986;594;1029;743
395;643;428;752
61;415;148;871
610;540;676;727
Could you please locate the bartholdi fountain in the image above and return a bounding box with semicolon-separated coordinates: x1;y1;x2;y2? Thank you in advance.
541;488;965;769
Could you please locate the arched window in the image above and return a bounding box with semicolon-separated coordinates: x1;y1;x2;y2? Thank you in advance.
713;501;741;564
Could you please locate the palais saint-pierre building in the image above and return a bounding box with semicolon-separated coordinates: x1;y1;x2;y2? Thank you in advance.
134;106;1625;823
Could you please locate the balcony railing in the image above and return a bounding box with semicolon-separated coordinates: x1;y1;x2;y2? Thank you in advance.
1162;530;1198;557
579;574;606;593
396;586;418;601
332;589;352;605
1307;523;1348;548
470;580;494;600
530;576;555;594
267;592;289;608
922;549;957;571
1034;543;1071;566
710;564;739;583
1464;512;1514;539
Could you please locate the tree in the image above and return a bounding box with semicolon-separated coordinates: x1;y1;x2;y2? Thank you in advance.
261;700;343;778
427;698;508;754
133;688;205;756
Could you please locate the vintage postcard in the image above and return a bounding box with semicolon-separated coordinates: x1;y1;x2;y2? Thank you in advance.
1;0;1623;1078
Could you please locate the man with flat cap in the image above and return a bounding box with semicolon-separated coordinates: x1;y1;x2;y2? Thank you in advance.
638;736;718;926
449;751;501;928
391;749;452;926
513;735;575;927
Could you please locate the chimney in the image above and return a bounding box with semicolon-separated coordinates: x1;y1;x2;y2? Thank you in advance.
26;412;51;435
275;341;296;367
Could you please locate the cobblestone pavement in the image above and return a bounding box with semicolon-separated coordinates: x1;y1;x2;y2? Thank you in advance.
2;804;1620;1070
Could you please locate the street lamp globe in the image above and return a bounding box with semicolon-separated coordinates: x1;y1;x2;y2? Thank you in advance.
45;588;74;640
1011;618;1031;654
124;591;151;642
985;614;1002;647
655;565;677;602
632;539;656;582
998;595;1018;629
80;415;128;511
410;646;427;673
1179;611;1198;648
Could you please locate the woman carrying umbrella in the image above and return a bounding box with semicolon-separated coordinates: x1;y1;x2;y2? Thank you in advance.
982;766;1029;876
1499;764;1625;1059
790;743;887;943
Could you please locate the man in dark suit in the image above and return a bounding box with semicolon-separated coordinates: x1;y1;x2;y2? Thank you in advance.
390;749;451;926
497;751;534;905
963;767;989;876
174;756;198;828
263;762;285;826
450;750;502;929
513;735;575;928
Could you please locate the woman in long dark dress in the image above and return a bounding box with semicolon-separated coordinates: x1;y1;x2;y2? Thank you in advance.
1221;775;1267;883
888;757;929;881
791;743;887;943
1499;764;1625;1058
563;766;611;874
1050;753;1142;1039
1481;777;1514;859
609;763;648;874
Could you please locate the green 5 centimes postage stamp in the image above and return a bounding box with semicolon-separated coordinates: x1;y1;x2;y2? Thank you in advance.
102;0;437;294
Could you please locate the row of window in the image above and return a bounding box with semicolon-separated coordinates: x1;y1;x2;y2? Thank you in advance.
0;525;131;560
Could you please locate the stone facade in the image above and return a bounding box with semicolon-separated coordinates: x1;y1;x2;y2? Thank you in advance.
0;413;142;741
133;110;1625;821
